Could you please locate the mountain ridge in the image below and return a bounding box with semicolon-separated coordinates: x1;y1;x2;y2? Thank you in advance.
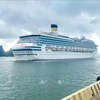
0;45;13;57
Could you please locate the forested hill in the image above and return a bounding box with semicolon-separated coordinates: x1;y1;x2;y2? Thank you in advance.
0;45;13;57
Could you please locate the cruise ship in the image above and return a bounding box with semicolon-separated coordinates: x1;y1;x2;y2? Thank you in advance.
12;24;98;60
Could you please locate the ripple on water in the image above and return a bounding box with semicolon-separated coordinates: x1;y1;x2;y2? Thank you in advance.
57;80;64;84
0;57;100;100
39;79;47;85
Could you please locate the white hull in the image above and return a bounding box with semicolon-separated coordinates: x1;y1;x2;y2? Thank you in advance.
13;51;97;61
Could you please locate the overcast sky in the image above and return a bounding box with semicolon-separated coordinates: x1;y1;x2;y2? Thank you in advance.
0;0;100;53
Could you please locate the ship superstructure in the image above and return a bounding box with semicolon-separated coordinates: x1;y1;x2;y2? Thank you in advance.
12;24;97;60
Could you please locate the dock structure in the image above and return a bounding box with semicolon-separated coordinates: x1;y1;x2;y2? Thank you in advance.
61;81;100;100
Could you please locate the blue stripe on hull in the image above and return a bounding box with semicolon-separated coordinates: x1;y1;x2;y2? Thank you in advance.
12;49;41;51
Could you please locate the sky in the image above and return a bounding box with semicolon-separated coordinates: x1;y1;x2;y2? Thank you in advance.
0;0;100;53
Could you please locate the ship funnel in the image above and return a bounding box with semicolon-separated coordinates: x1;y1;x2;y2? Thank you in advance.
51;24;58;33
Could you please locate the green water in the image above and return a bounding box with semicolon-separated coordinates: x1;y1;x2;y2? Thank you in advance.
0;57;100;100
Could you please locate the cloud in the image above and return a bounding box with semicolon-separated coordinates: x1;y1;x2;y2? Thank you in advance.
0;0;100;35
53;0;100;16
0;0;100;50
0;23;21;39
90;17;100;24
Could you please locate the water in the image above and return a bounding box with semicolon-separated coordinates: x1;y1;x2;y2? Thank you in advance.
0;57;100;100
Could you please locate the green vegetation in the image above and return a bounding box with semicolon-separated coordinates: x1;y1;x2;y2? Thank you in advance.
0;45;13;57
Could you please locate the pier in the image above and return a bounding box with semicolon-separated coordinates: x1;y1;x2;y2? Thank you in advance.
61;81;100;100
